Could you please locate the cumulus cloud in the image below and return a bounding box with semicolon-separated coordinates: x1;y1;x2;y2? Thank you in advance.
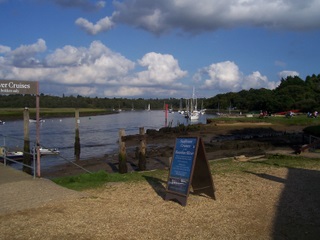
0;40;134;87
104;86;144;97
67;86;98;96
0;40;188;97
0;45;11;54
110;0;320;34
2;39;46;67
75;16;114;35
134;52;187;85
278;70;300;79
51;0;106;11
195;61;279;93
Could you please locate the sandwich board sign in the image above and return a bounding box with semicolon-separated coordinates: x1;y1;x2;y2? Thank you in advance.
165;137;215;206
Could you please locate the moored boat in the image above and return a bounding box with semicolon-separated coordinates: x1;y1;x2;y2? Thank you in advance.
0;146;24;161
29;118;45;123
38;147;60;155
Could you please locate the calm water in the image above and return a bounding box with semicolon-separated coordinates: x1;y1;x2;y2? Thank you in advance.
1;110;216;169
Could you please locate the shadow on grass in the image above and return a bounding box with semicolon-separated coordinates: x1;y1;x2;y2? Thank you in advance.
143;175;167;199
245;168;320;239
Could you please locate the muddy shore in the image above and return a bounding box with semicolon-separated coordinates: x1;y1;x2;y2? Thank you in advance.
41;122;308;178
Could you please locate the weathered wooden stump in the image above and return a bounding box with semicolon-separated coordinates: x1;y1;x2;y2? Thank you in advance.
118;129;128;173
74;108;81;161
138;127;146;171
23;108;32;174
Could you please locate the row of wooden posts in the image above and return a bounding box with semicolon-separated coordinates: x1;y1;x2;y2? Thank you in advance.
118;127;147;173
21;108;146;176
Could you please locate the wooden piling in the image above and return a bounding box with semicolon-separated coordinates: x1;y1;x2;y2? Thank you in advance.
74;108;81;161
118;129;128;173
23;108;32;174
138;127;146;171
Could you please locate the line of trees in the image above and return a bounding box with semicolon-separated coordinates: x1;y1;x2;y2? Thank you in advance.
0;74;319;113
205;74;320;113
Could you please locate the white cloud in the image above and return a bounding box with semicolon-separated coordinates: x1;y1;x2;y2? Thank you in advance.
196;61;279;92
104;86;144;97
201;61;242;91
278;70;300;79
3;39;47;67
111;0;320;34
244;71;279;90
0;45;11;53
134;52;187;85
75;16;114;35
0;40;188;97
67;86;98;96
0;40;134;87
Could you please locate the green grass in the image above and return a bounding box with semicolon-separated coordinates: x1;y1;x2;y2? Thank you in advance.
52;169;168;191
52;155;320;191
208;114;320;126
210;155;320;175
0;108;114;120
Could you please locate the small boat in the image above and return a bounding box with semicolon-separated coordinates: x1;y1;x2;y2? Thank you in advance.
38;147;60;155
29;118;45;123
0;120;5;125
0;146;24;161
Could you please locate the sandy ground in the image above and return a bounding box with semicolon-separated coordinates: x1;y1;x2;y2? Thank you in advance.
1;166;320;239
1;122;319;240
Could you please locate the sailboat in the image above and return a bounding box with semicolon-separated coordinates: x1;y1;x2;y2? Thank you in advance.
189;87;200;120
146;103;151;111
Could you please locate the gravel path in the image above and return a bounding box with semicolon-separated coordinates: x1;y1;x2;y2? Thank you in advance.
1;164;320;239
0;164;85;215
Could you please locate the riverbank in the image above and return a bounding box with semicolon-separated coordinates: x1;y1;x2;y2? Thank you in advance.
41;122;310;178
0;108;116;121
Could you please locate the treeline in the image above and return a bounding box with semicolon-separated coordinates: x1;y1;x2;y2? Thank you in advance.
0;74;319;113
0;94;190;111
206;74;320;113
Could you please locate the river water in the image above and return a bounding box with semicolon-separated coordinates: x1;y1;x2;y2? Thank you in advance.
1;110;217;170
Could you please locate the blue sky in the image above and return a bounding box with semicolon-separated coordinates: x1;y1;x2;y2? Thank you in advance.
1;0;320;99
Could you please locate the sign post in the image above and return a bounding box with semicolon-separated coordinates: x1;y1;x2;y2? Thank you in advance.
165;137;215;206
0;80;41;177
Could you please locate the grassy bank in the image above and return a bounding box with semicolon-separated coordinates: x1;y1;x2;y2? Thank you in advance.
52;154;320;191
208;114;320;126
0;108;115;120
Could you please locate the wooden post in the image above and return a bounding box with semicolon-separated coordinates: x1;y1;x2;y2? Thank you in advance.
36;86;41;178
118;129;127;173
165;104;168;127
138;127;146;171
74;108;81;161
23;108;32;174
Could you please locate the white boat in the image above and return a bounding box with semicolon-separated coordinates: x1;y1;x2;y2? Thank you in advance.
188;87;200;120
0;120;5;125
38;147;60;155
0;146;23;161
29;118;45;123
189;111;200;120
146;103;151;111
